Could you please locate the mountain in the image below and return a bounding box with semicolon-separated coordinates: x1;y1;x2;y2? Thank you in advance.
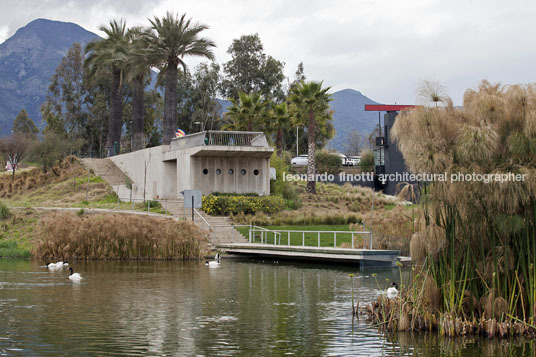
328;89;383;152
0;19;382;146
0;18;98;135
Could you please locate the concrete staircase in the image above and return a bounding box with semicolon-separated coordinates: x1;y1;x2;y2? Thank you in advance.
159;200;247;248
195;211;248;248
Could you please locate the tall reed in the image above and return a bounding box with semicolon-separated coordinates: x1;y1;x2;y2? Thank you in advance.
376;81;536;335
34;212;209;260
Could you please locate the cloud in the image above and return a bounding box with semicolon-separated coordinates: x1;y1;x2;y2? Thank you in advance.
1;0;536;104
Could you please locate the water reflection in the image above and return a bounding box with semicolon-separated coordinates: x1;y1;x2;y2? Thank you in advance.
0;260;534;356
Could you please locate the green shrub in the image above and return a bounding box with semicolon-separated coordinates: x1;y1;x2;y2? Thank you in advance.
359;151;374;173
148;200;160;208
0;202;9;220
0;240;31;258
202;194;285;216
316;150;343;175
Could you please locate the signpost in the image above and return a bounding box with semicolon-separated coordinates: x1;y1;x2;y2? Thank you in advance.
183;190;202;221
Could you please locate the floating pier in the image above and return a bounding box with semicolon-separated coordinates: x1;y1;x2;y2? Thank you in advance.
216;243;400;267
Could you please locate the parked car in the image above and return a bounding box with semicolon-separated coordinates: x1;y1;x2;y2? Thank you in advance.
345;156;361;166
291;154;308;166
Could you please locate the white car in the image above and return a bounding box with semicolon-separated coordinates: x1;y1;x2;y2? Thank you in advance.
345;156;361;166
291;154;308;166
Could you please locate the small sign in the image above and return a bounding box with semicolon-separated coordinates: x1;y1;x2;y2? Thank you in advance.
270;167;276;180
184;190;202;208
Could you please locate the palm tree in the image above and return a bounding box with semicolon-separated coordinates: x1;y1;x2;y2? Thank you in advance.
269;102;290;156
225;92;268;131
126;27;151;151
84;19;129;156
146;12;215;144
290;81;332;194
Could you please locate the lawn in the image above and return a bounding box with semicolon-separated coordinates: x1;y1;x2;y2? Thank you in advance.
236;224;371;248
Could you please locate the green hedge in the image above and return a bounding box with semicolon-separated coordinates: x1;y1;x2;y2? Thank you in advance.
202;194;285;216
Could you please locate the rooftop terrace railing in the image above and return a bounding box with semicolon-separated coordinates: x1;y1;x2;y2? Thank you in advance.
172;130;269;149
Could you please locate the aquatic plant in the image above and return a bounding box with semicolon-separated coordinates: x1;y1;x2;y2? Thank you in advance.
370;80;536;336
34;212;209;260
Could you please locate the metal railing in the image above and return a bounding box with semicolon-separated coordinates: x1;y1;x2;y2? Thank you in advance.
172;130;269;149
116;197;184;217
193;208;211;229
248;229;373;249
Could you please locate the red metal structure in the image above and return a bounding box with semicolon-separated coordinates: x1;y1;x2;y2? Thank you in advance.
364;104;418;112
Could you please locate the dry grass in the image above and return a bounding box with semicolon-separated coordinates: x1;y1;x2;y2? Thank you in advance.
34;212;209;261
1;156;110;206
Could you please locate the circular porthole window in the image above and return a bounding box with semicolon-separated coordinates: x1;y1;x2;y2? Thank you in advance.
228;169;234;175
253;169;259;176
202;169;208;175
216;169;221;175
240;169;247;175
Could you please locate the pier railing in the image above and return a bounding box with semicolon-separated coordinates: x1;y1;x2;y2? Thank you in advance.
248;228;373;249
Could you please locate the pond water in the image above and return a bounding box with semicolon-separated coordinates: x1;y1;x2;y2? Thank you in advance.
0;259;534;356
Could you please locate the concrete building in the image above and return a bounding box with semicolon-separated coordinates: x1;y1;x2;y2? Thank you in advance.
365;105;417;195
109;131;274;200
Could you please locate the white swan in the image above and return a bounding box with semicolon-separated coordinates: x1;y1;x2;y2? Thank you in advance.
205;253;221;268
68;267;83;281
386;282;399;298
46;262;62;270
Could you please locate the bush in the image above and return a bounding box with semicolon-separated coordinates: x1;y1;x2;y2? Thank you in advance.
0;202;10;220
148;200;160;208
316;150;343;175
202;194;285;216
359;151;374;173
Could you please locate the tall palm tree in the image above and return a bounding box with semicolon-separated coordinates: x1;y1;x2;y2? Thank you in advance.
225;92;268;131
290;81;332;194
268;102;290;157
126;27;151;151
84;19;129;156
146;12;215;144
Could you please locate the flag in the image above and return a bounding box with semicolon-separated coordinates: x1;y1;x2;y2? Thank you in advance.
175;128;186;137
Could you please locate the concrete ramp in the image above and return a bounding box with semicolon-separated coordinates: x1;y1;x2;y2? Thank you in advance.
82;158;133;199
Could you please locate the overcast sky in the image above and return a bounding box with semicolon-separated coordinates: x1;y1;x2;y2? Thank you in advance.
1;0;535;104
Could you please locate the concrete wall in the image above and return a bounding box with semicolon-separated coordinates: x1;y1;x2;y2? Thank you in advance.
109;146;169;200
109;141;272;200
191;156;269;194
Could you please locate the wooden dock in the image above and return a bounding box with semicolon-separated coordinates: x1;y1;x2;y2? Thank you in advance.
216;243;400;267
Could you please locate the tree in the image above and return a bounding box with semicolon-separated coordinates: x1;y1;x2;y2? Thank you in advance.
12;109;38;139
191;63;222;131
222;34;285;101
343;129;367;156
147;12;215;144
126;27;152;151
269;102;290;156
0;134;31;181
30;132;74;173
42;43;86;139
225;92;268;131
85;19;130;156
290;81;332;194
